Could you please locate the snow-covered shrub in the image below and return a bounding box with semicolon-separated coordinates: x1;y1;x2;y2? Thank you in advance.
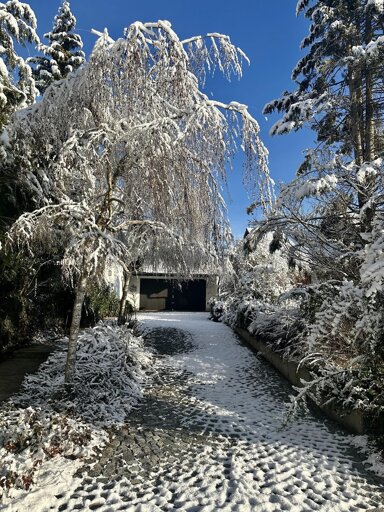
0;322;155;497
216;233;298;337
209;298;226;322
248;301;302;354
83;284;120;325
285;280;384;416
296;280;384;366
230;232;294;305
0;406;107;497
13;323;154;426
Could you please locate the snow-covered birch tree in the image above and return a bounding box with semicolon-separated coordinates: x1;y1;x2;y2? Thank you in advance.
3;22;272;385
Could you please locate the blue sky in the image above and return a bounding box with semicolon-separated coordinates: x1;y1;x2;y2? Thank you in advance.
27;0;314;238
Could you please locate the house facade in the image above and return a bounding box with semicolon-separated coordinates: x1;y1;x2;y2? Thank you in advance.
128;273;218;312
105;263;218;312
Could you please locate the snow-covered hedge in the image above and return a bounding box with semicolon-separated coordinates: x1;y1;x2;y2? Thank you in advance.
213;281;384;417
214;232;384;419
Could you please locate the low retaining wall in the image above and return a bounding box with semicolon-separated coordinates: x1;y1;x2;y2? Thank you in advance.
235;327;383;435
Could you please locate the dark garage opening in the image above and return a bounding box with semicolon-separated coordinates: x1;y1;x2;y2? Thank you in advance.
139;278;206;311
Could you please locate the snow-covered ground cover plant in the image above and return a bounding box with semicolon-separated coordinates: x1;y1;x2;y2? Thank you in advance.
0;405;107;500
0;322;155;501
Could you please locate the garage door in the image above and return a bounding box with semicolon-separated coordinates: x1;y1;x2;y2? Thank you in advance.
139;279;206;311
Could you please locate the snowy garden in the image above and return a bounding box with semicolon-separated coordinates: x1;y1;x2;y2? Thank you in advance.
1;0;384;510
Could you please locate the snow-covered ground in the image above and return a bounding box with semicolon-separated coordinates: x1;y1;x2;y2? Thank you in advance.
1;312;383;511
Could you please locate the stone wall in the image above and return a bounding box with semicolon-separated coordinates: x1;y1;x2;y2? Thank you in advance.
235;327;384;436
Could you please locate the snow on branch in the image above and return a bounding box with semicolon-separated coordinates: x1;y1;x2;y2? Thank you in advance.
276;174;338;208
3;18;272;288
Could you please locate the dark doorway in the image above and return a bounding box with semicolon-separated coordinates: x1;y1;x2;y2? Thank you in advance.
139;279;171;311
139;279;206;311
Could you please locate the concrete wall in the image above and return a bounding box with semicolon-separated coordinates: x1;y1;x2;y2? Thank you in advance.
235;327;384;436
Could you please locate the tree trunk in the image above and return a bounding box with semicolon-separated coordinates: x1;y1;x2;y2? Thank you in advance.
348;67;364;168
364;15;375;163
64;273;88;385
118;271;131;325
361;14;376;231
361;67;375;231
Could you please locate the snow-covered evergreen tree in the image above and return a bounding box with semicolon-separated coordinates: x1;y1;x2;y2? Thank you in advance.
258;0;384;278
0;0;39;127
28;0;85;94
253;0;384;414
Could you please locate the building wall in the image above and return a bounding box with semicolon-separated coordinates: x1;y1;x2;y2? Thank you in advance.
205;276;218;310
127;274;218;312
104;261;219;312
128;275;140;310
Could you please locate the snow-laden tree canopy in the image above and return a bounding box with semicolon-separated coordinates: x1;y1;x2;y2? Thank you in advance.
2;20;273;382
0;0;39;127
257;0;384;284
5;21;272;280
28;0;85;95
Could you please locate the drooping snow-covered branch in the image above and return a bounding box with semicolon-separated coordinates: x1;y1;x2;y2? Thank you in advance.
3;19;272;383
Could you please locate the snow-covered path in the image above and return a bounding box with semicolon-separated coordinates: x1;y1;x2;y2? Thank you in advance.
118;311;383;512
77;311;383;512
7;312;383;512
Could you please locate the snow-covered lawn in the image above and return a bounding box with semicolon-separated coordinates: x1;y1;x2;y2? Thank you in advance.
1;312;383;511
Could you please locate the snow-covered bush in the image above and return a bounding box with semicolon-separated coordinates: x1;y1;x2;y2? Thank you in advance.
13;323;154;426
209;298;226;322
215;232;299;339
0;406;107;497
228;232;294;305
0;322;155;497
214;227;384;416
276;279;384;418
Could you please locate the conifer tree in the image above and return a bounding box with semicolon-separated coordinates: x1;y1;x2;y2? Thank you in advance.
260;0;384;267
29;0;85;94
0;0;39;128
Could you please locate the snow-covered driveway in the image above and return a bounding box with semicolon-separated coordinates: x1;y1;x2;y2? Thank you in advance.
8;312;382;512
127;312;384;512
82;311;382;512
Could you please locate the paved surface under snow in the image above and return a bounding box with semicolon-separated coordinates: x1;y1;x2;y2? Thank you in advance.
13;312;384;511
